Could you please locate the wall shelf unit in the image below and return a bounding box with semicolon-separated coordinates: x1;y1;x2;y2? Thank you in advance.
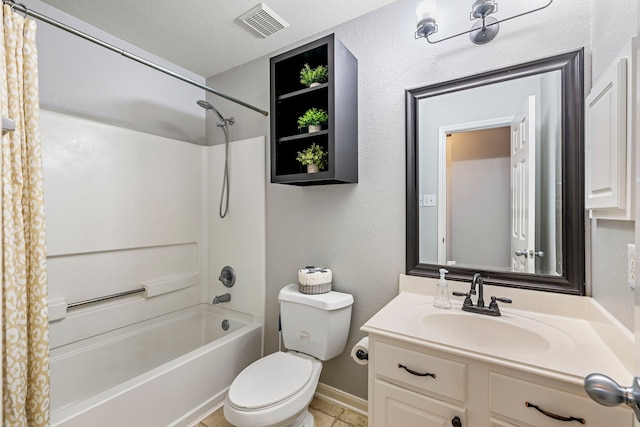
270;34;358;186
585;37;636;220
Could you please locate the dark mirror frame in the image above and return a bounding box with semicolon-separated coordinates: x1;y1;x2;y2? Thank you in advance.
406;49;585;295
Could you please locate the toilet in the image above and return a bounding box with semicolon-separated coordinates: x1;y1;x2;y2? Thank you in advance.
224;283;354;427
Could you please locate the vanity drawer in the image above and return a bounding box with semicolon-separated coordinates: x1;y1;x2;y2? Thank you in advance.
489;372;632;426
375;341;466;402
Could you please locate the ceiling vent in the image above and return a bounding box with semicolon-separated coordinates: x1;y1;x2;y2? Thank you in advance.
238;3;289;38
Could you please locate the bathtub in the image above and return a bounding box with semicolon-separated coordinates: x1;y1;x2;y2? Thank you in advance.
50;304;263;427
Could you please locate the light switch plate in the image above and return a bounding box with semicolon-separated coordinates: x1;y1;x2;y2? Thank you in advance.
424;194;436;207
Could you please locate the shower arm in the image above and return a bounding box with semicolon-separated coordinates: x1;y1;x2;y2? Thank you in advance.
2;0;269;117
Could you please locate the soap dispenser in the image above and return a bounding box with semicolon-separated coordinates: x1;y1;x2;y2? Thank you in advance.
433;268;452;309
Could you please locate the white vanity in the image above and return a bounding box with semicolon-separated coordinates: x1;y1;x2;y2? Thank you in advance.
362;275;633;426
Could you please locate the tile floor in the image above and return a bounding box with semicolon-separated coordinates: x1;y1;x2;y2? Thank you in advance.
196;396;368;427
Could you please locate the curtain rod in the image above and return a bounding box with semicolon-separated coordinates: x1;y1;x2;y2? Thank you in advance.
3;0;269;117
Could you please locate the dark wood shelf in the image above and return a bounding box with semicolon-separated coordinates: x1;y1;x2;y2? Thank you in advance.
278;129;329;143
270;34;358;186
277;83;329;101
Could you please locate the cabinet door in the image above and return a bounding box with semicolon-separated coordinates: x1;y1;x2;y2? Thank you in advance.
585;37;636;219
373;379;465;427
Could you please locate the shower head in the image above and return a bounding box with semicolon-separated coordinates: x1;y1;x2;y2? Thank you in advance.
197;99;213;109
197;100;235;127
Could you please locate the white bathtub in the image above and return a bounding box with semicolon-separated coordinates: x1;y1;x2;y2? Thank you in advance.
50;304;263;426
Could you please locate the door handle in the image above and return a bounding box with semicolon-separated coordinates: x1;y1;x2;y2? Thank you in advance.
514;249;528;257
530;250;544;258
584;373;640;421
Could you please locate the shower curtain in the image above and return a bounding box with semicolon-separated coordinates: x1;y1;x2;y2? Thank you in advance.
1;4;49;426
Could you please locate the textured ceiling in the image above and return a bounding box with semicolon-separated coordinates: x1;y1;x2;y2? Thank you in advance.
38;0;399;77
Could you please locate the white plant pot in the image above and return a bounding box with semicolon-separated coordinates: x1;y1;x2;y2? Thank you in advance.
308;125;321;133
307;163;319;173
310;82;321;88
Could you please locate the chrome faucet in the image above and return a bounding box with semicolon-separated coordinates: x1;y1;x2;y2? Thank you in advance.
452;273;512;316
212;293;231;304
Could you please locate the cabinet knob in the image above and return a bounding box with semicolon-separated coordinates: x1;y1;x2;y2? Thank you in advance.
451;416;462;427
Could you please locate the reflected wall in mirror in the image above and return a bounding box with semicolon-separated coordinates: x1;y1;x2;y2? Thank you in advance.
406;49;585;294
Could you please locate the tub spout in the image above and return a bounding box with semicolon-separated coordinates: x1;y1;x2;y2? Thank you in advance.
212;293;231;304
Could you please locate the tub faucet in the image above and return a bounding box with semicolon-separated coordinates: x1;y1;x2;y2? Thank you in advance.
212;293;231;304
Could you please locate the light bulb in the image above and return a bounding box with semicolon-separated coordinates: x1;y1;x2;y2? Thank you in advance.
416;0;438;22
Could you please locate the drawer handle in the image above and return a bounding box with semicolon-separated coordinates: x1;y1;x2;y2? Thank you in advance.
525;402;585;424
398;363;436;378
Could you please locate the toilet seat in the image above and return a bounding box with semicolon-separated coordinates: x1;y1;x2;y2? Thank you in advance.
228;351;313;410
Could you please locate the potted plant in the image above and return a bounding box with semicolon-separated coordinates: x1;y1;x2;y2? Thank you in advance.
296;143;327;173
299;63;328;87
297;108;328;133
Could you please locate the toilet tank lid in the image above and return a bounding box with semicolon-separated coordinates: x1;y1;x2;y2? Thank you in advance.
278;284;354;310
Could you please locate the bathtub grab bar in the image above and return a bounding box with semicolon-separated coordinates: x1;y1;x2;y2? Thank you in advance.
67;288;146;310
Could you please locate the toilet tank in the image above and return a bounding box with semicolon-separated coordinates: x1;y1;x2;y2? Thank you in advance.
278;284;354;361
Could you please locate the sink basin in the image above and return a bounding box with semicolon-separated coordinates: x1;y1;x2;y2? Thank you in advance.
407;307;575;355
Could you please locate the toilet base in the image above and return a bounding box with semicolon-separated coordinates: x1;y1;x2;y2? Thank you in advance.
291;409;314;427
224;406;314;427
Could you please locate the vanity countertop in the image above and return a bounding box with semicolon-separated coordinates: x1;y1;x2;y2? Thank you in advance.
362;275;633;387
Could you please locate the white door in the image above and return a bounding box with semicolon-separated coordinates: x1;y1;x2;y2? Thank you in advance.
510;96;536;273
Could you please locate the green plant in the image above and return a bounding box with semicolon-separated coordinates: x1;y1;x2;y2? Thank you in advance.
296;143;328;170
299;64;328;87
297;108;329;129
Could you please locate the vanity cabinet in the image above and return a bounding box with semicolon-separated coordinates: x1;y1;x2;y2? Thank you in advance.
269;34;358;185
367;335;632;426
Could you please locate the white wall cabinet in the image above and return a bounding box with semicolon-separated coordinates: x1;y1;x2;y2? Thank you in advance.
585;38;636;220
367;334;632;426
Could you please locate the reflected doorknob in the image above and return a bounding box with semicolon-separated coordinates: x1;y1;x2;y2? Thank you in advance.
584;373;640;421
514;249;528;257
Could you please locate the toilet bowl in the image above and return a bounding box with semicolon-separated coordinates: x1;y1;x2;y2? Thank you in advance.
223;284;353;427
223;351;322;427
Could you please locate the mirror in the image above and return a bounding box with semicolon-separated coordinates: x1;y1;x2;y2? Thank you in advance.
406;49;585;294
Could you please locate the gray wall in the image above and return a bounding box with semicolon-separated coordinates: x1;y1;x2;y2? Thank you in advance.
206;0;605;399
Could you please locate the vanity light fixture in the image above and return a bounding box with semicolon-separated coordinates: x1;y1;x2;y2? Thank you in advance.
415;0;553;45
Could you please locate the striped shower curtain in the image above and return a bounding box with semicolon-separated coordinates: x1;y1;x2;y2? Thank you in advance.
1;4;50;426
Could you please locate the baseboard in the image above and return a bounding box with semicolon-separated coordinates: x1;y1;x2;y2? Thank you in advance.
314;383;368;416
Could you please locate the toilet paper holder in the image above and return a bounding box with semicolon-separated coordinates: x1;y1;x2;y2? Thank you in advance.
351;337;369;365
